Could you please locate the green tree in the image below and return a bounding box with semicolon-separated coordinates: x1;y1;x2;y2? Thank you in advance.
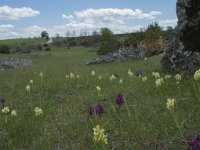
97;28;118;55
145;22;162;41
162;26;174;40
124;29;144;46
41;31;49;39
0;44;10;54
144;22;164;56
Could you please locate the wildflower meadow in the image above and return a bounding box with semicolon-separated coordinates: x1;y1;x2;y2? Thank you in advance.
0;47;200;149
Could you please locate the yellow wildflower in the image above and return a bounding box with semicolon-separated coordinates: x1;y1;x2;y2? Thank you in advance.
128;69;133;77
174;74;181;81
65;75;69;79
26;85;31;92
70;73;74;78
165;75;171;79
142;76;147;81
156;78;164;87
39;72;43;77
30;80;33;84
152;72;160;79
91;70;95;76
194;69;200;81
119;78;123;84
2;106;10;114
93;125;108;144
11;110;17;117
34;107;43;116
109;75;116;80
166;98;175;110
96;86;101;91
99;76;102;80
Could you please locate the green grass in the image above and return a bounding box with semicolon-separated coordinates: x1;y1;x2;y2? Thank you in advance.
0;38;46;49
0;46;200;149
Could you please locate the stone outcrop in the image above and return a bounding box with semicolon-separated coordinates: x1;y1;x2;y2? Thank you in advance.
161;0;200;72
161;34;200;72
176;0;200;52
87;42;147;65
0;58;32;70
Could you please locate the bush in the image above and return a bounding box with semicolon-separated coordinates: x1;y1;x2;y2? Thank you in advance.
45;47;51;51
37;45;43;51
43;43;49;47
41;31;49;39
97;43;118;55
97;28;119;55
0;44;10;54
144;36;164;56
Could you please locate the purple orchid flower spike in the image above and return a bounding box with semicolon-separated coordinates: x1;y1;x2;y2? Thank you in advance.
87;106;94;116
134;70;143;77
95;103;104;116
188;134;200;150
0;98;5;106
115;93;124;106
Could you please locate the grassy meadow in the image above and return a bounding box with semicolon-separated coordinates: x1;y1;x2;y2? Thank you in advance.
0;38;46;49
0;45;200;149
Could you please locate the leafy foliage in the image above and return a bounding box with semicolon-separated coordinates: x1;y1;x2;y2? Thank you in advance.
0;44;10;54
41;31;49;39
97;28;119;55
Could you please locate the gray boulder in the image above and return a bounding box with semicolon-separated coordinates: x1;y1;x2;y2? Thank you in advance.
161;0;200;72
176;0;200;52
87;42;147;65
0;58;32;69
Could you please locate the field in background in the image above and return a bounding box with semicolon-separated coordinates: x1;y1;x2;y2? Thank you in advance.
0;45;200;149
0;38;46;49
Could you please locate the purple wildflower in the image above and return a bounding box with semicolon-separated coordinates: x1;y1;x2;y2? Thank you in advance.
0;98;5;106
115;93;124;106
87;106;94;116
95;103;104;116
188;134;200;150
134;70;143;77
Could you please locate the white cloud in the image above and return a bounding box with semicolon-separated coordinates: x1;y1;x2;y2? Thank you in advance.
0;8;163;39
0;31;25;39
62;14;74;20
0;5;40;20
159;19;177;27
65;23;95;29
0;24;15;31
22;25;48;37
60;8;162;35
72;8;162;23
19;23;144;38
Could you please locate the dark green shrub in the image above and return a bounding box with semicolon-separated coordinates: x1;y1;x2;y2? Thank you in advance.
37;45;43;51
43;43;49;47
45;47;51;51
0;44;10;54
41;31;49;39
97;28;119;55
97;42;118;55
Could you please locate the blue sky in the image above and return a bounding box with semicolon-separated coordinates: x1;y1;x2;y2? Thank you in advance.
0;0;177;39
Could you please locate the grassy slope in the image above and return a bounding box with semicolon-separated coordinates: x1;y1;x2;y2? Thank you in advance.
0;38;46;49
0;46;199;149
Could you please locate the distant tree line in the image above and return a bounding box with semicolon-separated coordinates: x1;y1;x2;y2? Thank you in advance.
41;22;174;56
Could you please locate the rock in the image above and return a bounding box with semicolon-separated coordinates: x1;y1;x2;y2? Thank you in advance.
15;46;32;54
0;58;32;69
176;0;200;52
87;42;147;65
161;34;200;72
161;0;200;72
